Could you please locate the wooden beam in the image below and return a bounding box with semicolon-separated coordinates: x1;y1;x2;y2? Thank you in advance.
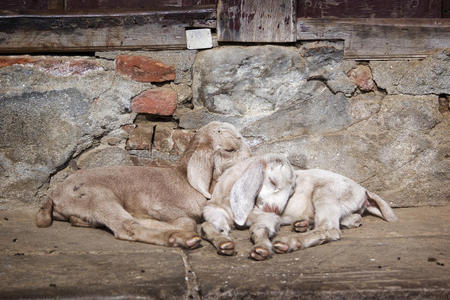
0;8;216;53
297;18;450;60
443;0;450;18
297;0;442;18
217;0;297;43
65;0;184;11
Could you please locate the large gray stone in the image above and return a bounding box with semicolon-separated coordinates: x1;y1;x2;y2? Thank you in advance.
0;57;150;208
371;49;450;95
0;89;91;208
192;45;307;116
76;146;133;169
180;44;356;131
299;41;357;95
243;81;351;143
256;95;449;207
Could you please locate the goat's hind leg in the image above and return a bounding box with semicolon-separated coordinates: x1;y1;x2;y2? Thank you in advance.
85;192;199;248
274;192;342;253
340;213;362;229
273;227;341;253
137;216;201;249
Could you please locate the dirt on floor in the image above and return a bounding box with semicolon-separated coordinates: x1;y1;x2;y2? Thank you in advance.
1;205;449;299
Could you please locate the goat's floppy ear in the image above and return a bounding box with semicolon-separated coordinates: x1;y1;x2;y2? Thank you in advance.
230;162;264;226
187;144;214;199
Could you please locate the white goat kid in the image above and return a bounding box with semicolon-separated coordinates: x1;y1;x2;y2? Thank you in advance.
272;168;398;254
201;154;296;261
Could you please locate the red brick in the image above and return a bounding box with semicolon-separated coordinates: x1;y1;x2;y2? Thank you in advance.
0;56;102;76
115;55;175;83
347;65;376;91
131;88;177;116
0;56;37;67
38;59;102;76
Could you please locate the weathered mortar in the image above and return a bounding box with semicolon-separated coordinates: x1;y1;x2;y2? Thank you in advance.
0;43;449;209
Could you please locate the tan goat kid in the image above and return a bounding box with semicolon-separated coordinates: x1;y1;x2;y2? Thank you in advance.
272;168;398;254
36;122;251;249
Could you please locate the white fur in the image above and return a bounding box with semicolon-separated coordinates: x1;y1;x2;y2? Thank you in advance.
201;154;296;260
273;168;397;253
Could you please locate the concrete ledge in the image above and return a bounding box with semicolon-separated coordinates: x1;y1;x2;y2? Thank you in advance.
1;206;449;299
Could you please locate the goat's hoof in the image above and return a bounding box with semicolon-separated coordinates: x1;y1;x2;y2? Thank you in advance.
293;220;309;232
273;241;289;254
218;240;235;256
168;232;201;249
186;236;202;249
249;247;271;261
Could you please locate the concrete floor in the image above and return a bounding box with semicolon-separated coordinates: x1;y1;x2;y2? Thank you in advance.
1;205;449;299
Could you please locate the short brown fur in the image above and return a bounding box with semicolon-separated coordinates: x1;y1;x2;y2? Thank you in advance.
36;122;250;249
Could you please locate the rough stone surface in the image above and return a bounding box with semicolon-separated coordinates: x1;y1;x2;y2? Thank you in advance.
131;88;177;116
256;95;449;207
1;206;448;298
192;45;307;117
347;64;375;91
0;56;150;209
171;82;193;105
123;123;154;151
371;49;450;95
153;125;195;157
299;41;357;95
0;89;91;208
242;81;351;143
115;55;176;83
76;146;133;169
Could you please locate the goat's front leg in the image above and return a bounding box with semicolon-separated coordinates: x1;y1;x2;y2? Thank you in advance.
201;221;235;255
246;210;281;261
201;205;235;255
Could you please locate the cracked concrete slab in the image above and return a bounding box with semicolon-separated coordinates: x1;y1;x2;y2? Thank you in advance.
0;206;449;299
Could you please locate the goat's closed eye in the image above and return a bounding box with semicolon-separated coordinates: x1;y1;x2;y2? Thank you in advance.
269;177;278;188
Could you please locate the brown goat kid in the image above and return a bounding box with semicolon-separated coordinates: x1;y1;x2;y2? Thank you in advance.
36;122;251;249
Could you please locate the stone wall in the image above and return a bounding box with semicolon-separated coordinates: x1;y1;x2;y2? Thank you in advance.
0;43;449;209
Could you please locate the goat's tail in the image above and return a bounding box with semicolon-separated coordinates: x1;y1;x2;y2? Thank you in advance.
365;191;398;222
35;197;53;228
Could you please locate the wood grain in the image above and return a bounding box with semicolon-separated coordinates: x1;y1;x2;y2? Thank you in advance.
297;0;442;18
0;8;216;53
297;18;450;59
217;0;297;42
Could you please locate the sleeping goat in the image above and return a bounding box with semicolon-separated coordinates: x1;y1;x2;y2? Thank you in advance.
201;154;297;261
35;122;251;249
272;168;397;254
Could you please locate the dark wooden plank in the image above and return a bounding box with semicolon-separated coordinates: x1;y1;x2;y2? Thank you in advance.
182;0;217;6
297;18;450;60
297;0;442;18
0;0;48;12
443;0;450;18
0;8;216;53
217;0;296;42
65;0;183;11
